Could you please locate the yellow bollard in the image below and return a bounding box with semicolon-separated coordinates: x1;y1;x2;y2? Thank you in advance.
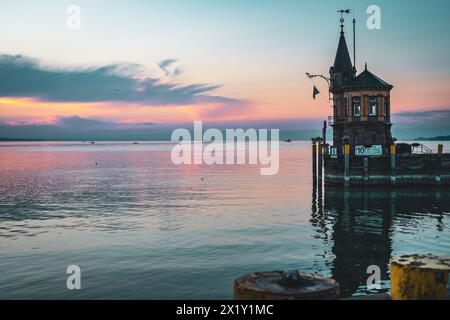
234;271;340;300
390;144;396;184
390;144;396;155
391;254;450;300
344;144;350;155
344;144;350;186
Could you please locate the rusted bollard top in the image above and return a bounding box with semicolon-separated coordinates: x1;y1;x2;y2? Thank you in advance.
234;271;340;300
391;254;450;271
391;254;450;300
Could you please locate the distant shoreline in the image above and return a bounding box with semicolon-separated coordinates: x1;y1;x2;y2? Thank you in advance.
0;138;46;142
415;135;450;141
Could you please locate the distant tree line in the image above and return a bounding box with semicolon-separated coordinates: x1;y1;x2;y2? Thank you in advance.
415;135;450;141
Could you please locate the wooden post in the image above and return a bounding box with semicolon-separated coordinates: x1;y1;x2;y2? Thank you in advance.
344;144;350;186
391;254;450;300
312;139;317;184
436;144;443;185
390;144;396;184
363;157;369;183
318;141;323;184
322;121;328;156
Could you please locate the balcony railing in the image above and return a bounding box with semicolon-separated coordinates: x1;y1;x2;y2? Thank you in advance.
328;115;391;125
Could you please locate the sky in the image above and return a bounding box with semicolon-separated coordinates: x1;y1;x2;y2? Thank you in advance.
0;0;449;139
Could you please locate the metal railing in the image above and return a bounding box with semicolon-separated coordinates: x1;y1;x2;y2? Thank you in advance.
410;143;433;154
328;115;391;125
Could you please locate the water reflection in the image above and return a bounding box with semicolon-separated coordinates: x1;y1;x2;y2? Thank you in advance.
312;184;449;297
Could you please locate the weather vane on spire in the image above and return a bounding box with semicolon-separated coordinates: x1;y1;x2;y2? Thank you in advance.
305;9;354;103
337;9;351;33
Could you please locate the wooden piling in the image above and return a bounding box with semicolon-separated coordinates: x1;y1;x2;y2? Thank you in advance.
391;254;450;300
436;144;443;185
344;144;350;186
437;144;443;154
312;139;317;184
363;157;369;183
318;142;323;183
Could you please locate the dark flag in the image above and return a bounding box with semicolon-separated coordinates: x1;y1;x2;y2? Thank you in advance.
313;86;320;100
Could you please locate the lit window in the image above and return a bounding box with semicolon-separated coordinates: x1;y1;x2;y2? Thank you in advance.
352;97;361;117
369;97;378;116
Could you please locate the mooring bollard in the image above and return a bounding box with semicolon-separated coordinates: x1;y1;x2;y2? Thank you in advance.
234;271;340;300
390;144;396;184
344;144;350;186
391;254;450;300
312;139;317;184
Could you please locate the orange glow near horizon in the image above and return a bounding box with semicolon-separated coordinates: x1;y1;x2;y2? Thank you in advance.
1;84;450;126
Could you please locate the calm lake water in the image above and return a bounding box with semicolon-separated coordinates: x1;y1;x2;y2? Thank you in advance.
0;141;449;299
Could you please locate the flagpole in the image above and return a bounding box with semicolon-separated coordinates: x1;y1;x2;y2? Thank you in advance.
306;72;331;101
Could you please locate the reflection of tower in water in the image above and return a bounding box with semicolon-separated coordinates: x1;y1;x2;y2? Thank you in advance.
326;188;393;297
311;184;449;297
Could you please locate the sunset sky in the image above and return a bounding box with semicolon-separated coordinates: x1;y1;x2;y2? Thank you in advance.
0;0;449;139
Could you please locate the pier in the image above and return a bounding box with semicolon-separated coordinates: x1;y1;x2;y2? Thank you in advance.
314;143;450;186
308;10;450;187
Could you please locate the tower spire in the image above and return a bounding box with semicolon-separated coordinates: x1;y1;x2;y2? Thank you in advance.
333;10;353;73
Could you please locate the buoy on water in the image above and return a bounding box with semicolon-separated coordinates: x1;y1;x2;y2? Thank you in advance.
234;270;340;300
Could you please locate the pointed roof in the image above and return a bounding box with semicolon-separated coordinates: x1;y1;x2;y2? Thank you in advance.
333;32;353;72
345;64;393;90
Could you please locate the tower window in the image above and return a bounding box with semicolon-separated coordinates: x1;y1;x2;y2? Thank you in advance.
352;97;361;117
384;97;390;116
369;96;378;116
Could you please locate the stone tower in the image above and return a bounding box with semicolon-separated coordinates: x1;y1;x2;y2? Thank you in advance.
329;21;394;154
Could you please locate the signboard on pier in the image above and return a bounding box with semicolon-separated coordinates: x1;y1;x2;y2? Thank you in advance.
355;145;383;156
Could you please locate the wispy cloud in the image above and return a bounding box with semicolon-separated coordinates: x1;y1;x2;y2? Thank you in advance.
0;54;244;107
158;58;180;77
